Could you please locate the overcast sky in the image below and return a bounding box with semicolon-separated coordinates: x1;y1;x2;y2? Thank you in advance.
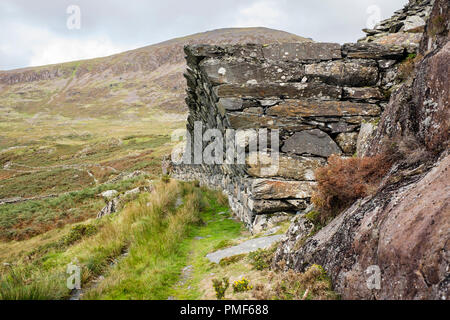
0;0;408;70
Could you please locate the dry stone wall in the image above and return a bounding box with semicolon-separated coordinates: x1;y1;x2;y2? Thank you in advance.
171;40;410;230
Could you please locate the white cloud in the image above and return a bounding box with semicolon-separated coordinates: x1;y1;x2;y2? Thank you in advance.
234;1;286;28
0;21;127;69
29;35;126;67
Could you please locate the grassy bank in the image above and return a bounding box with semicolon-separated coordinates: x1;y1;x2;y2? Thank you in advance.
0;179;232;299
0;179;337;300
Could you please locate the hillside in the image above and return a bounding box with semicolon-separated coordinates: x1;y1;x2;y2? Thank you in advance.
0;28;310;240
0;27;311;120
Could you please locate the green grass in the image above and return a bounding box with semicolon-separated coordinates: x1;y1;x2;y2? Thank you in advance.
0;175;149;241
83;182;243;300
165;196;243;300
0;180;240;300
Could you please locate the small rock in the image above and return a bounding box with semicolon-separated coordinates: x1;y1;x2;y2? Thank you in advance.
100;190;118;200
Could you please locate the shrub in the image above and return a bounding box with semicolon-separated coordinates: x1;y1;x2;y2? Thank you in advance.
311;154;392;223
252;265;338;300
60;223;97;246
232;277;253;293
219;254;246;267
213;239;235;251
161;174;171;183
248;245;277;271
212;277;229;300
429;14;446;36
215;191;229;207
304;210;324;236
398;53;422;81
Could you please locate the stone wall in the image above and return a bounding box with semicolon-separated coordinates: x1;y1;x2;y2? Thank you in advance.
171;41;409;229
359;0;434;52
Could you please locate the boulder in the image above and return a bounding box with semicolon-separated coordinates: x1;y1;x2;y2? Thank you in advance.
100;190;118;200
274;154;450;300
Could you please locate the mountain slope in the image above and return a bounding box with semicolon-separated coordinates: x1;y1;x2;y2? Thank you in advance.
0;27;311;120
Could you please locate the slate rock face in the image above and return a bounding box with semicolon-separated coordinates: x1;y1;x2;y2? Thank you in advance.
282;129;342;157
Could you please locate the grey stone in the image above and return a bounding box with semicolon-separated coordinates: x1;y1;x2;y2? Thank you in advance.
199;58;304;85
215;82;342;100
281;129;343;157
343;87;383;100
246;153;325;180
304;60;379;86
262;43;342;61
227;112;315;131
100;190;118;200
248;198;295;214
335;132;359;154
251;179;316;200
267;100;381;117
342;43;405;59
403;15;426;32
252;212;294;234
206;235;283;263
357;121;378;157
217;98;243;112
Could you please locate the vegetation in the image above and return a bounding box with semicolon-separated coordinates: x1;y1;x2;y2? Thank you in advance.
0;175;149;240
232;277;253;293
252;265;338;300
311;154;393;223
248;245;277;271
398;53;422;81
429;14;446;36
212;277;230;300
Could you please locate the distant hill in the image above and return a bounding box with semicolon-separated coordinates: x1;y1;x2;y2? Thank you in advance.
0;27;311;120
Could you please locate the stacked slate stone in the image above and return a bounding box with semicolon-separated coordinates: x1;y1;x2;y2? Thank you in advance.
359;0;434;53
172;41;407;230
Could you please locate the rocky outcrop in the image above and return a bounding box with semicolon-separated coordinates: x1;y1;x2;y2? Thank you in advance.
274;152;449;300
274;0;449;300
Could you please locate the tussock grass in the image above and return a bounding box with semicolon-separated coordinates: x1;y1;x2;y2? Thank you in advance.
0;175;149;241
0;180;220;300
